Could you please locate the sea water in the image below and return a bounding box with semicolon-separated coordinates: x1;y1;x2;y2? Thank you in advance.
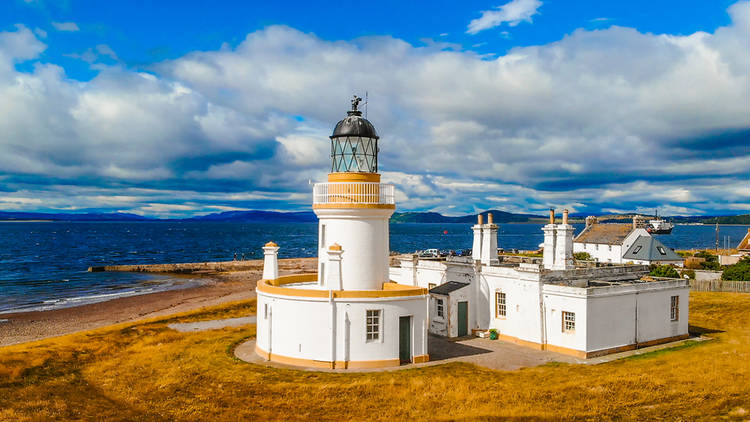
0;221;747;313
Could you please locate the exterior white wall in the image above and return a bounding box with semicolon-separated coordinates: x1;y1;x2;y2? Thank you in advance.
257;290;428;364
315;207;393;290
484;267;543;343
574;242;623;264
632;284;689;343
541;285;588;352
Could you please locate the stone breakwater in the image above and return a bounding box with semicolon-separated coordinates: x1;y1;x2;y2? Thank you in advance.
88;260;265;274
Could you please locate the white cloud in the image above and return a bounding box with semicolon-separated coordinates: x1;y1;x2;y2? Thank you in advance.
51;21;79;32
467;0;542;34
4;4;750;216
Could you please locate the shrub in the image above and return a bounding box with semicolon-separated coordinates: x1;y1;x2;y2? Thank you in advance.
680;269;696;280
721;257;750;281
701;260;721;271
573;252;592;261
650;265;680;278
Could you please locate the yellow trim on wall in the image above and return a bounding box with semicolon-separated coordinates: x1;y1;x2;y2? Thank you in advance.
494;332;691;359
413;354;430;363
256;345;402;369
327;172;381;183
256;275;427;299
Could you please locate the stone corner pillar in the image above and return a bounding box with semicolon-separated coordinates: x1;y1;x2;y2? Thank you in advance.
553;224;575;270
262;241;280;280
481;224;499;266
542;224;556;270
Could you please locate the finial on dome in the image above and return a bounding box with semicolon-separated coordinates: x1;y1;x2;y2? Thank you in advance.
351;95;362;112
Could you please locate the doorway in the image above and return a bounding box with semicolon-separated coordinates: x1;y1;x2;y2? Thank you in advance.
457;301;468;337
399;316;411;364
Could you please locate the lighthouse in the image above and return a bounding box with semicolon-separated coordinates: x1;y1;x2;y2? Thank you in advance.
255;97;429;369
314;96;393;291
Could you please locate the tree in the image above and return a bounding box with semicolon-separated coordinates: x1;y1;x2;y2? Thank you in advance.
721;258;750;281
650;265;680;278
574;252;592;261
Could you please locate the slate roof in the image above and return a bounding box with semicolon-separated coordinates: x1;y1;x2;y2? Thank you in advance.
622;235;683;262
429;281;469;295
574;223;633;245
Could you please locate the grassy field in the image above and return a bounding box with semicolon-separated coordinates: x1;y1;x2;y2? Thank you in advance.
1;293;749;421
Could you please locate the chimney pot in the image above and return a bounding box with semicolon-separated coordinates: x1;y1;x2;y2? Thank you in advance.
549;209;555;225
477;214;483;225
488;213;494;224
563;209;569;225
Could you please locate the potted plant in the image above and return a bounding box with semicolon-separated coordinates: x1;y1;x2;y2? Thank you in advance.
489;329;498;340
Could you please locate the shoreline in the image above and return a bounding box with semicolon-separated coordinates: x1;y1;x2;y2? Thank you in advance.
0;257;317;347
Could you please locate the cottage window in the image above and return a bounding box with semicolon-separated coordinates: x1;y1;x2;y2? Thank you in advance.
495;292;506;318
366;310;381;341
562;311;575;332
657;246;667;256
670;296;679;321
436;299;444;317
608;245;612;252
595;244;599;251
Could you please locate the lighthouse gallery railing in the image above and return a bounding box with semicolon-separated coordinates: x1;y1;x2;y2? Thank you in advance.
313;182;395;205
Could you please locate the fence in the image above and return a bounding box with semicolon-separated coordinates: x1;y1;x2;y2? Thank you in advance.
690;279;750;293
313;182;395;205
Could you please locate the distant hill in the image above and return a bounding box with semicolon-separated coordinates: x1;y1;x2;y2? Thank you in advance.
186;210;317;223
390;209;543;224
0;212;154;221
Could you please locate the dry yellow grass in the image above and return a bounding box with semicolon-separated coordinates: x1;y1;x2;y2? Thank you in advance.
1;292;749;421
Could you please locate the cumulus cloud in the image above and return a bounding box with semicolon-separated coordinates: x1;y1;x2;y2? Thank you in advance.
3;3;750;217
467;0;542;34
51;21;79;32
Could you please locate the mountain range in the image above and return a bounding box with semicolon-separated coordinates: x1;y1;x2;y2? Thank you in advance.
1;210;749;225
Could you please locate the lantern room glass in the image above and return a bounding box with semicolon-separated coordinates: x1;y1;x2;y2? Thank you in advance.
331;136;378;173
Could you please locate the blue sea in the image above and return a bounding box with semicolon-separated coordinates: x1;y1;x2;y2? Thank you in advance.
0;221;747;313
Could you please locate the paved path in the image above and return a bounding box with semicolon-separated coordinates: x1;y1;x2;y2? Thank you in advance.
168;316;256;332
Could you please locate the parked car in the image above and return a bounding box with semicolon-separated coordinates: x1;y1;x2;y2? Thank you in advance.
419;248;440;258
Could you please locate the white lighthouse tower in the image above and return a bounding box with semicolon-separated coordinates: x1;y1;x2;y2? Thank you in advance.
255;97;429;369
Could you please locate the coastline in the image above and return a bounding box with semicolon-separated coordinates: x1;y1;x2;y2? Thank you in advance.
0;257;317;347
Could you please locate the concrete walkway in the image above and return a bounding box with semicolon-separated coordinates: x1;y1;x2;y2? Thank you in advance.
168;316;256;332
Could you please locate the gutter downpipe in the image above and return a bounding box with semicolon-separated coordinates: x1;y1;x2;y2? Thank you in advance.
634;291;639;349
539;277;547;350
330;288;336;369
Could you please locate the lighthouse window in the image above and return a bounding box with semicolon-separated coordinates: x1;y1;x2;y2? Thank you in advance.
366;310;381;341
331;136;378;173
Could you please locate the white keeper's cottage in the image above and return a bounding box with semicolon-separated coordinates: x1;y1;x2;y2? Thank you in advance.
256;97;429;369
390;210;690;358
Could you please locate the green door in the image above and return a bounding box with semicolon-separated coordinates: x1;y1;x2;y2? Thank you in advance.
457;301;468;337
399;316;411;364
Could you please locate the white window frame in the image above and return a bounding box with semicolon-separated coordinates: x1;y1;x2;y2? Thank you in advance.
436;298;444;318
670;296;679;321
495;291;506;318
366;309;381;342
562;311;575;333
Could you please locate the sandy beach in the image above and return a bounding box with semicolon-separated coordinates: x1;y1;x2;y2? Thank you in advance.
0;257;317;347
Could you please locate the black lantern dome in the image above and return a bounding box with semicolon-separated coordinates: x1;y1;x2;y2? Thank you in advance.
330;96;379;173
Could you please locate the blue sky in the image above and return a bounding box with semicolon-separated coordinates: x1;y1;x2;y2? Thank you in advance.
1;0;750;217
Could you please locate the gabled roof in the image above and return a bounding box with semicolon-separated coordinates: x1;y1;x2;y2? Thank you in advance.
429;281;469;295
574;223;633;245
737;229;750;251
622;235;683;262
